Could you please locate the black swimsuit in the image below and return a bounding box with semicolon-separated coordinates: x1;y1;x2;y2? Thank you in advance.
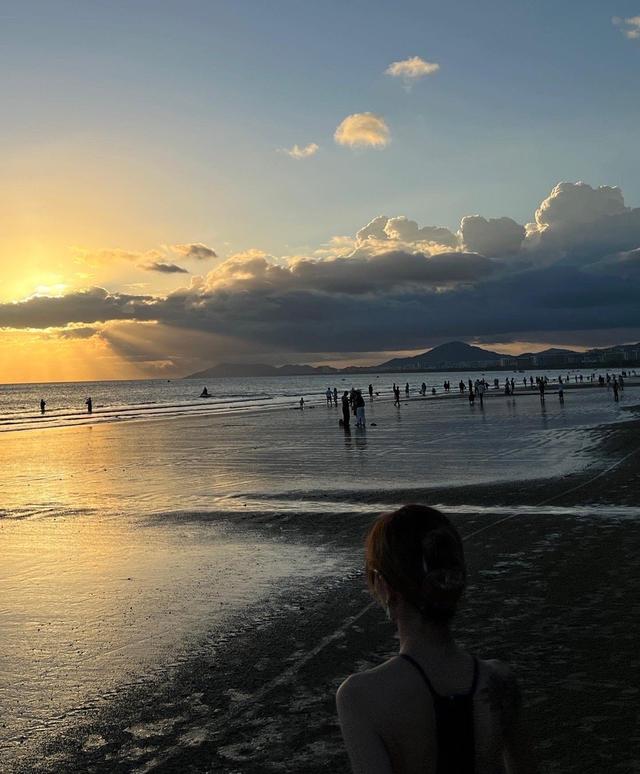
400;653;479;774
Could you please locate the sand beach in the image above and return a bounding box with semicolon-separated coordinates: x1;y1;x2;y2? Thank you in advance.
1;383;639;773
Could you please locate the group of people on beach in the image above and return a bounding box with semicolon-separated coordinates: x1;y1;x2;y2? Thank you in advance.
338;388;367;428
298;368;633;424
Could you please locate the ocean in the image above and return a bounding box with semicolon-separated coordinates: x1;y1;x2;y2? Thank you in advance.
0;366;631;432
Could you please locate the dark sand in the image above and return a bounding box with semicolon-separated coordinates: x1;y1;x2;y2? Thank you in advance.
7;415;640;773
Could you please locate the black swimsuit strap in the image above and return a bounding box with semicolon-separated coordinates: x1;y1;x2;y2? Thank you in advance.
400;653;479;699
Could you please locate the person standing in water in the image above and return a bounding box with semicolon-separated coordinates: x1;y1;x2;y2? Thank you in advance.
337;505;536;774
393;385;400;407
333;387;338;405
85;397;93;414
299;397;305;410
612;379;619;402
341;391;351;428
326;387;333;406
40;399;46;415
369;383;374;401
355;390;366;428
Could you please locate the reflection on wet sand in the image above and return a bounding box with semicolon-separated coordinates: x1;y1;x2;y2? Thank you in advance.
0;512;352;759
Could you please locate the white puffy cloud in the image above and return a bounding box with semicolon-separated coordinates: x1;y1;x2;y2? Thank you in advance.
355;215;458;254
356;215;390;242
613;15;640;39
532;182;627;233
334;113;390;148
282;143;319;159
384;216;459;248
460;216;525;256
385;56;440;81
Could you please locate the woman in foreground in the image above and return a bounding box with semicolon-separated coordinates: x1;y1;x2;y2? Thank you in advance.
337;504;536;774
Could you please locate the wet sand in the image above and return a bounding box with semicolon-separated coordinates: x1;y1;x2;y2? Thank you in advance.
2;396;640;773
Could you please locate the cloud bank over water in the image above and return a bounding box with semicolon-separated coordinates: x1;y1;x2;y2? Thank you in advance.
2;182;640;364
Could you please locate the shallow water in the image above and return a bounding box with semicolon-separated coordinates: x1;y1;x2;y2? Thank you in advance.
0;383;636;519
0;511;352;757
0;369;634;432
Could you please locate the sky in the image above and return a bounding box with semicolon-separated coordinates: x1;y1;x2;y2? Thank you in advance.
2;0;640;382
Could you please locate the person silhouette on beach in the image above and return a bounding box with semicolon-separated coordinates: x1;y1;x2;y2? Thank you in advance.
355;390;366;428
299;397;305;410
337;505;536;774
326;387;333;406
558;384;564;404
369;384;374;401
200;386;210;398
40;399;46;415
85;397;93;414
333;387;338;405
612;379;619;402
341;391;351;428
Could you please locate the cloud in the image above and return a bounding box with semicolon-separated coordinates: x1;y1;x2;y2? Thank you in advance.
460;216;525;257
533;182;627;233
74;247;162;266
613;15;640;39
355;215;458;252
525;182;640;264
356;215;390;242
4;181;640;360
282;143;319;159
385;56;440;81
383;217;459;248
56;325;100;339
142;261;189;274
334;113;390;148
76;243;217;268
172;243;217;260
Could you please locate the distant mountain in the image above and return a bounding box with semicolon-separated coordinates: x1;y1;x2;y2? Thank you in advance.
185;342;506;379
376;341;504;371
186;362;339;379
184;340;640;379
533;347;579;356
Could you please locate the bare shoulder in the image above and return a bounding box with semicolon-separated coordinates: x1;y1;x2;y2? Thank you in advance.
476;658;523;726
337;657;407;712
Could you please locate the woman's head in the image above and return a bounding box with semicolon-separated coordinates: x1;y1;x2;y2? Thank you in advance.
365;504;466;622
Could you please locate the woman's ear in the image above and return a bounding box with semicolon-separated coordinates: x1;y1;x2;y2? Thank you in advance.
373;570;390;602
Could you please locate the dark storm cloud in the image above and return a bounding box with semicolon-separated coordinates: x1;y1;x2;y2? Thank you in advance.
3;182;640;356
0;288;158;329
214;250;499;295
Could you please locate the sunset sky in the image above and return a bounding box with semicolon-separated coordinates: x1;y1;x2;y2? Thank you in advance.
2;0;640;383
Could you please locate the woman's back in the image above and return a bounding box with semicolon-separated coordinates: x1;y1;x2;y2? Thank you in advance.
336;504;535;774
338;651;527;774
